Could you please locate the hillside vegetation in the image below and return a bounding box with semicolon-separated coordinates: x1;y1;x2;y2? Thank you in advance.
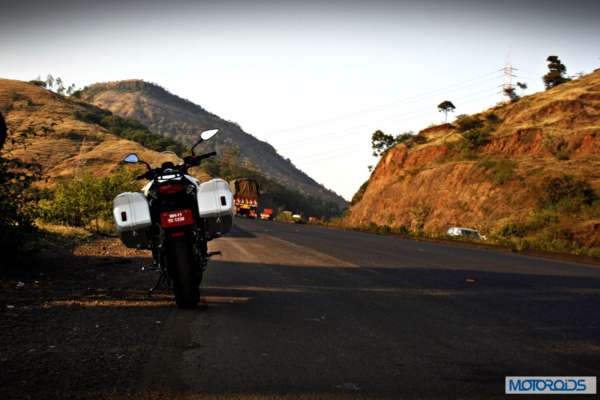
77;80;346;211
345;70;600;255
0;78;341;219
0;79;184;181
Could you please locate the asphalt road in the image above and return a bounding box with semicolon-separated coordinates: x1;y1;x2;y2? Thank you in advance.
142;218;600;399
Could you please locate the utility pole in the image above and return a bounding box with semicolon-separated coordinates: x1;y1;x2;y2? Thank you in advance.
498;49;518;100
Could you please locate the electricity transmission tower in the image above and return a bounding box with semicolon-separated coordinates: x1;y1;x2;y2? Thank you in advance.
498;49;518;99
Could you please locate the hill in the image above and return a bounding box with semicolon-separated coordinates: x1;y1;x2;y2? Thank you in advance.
77;80;346;210
0;79;185;182
345;70;600;254
0;78;341;218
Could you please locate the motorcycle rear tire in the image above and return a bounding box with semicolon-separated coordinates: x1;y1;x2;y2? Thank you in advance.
168;238;200;309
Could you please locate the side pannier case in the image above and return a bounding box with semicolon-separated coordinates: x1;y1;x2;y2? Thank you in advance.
197;178;234;238
113;192;152;249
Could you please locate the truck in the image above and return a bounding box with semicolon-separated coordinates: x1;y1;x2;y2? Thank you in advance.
229;178;259;218
260;208;273;220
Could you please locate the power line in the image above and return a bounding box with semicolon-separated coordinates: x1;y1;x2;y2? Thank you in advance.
261;70;502;137
271;76;503;150
274;81;502;154
285;87;503;163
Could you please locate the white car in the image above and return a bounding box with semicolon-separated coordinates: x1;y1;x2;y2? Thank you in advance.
447;227;484;240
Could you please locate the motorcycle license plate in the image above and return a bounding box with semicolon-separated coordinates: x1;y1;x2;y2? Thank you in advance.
160;209;194;228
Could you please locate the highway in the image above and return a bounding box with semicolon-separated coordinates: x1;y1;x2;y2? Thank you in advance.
143;218;600;399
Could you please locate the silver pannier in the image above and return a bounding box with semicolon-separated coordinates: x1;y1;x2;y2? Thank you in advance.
196;178;234;238
113;192;152;249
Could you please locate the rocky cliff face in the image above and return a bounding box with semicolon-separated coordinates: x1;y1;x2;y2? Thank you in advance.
346;70;600;248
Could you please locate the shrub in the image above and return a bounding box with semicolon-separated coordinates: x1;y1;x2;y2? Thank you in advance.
462;129;490;149
410;206;430;233
478;159;515;185
453;113;501;152
396;133;426;147
542;136;571;160
393;225;410;235
498;223;527;238
453;114;499;152
29;80;47;88
39;169;138;231
539;175;596;212
485;113;500;124
455;115;483;133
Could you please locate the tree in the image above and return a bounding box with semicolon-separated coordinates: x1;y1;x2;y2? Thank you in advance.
46;74;54;89
0;112;40;264
437;100;456;122
371;130;422;157
55;77;65;95
516;82;527;90
503;86;519;102
371;130;397;157
543;55;570;89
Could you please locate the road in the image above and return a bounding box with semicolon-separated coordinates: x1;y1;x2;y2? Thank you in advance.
142;218;600;399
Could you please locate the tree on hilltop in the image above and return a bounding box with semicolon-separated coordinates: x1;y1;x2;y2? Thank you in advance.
371;130;421;157
46;74;54;89
543;55;570;89
66;84;76;96
503;86;519;102
437;100;456;122
55;77;65;95
371;130;398;157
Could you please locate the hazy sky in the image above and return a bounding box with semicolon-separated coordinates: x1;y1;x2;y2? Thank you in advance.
1;0;599;199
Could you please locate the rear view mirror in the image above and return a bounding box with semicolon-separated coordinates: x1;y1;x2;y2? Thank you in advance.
200;129;218;141
123;153;139;163
191;129;219;155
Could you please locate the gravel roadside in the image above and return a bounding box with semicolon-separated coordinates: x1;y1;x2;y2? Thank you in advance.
0;236;175;400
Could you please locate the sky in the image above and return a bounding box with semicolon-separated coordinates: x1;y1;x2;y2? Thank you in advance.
1;0;599;200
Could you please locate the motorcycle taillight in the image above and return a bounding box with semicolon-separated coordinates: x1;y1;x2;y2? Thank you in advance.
158;183;185;195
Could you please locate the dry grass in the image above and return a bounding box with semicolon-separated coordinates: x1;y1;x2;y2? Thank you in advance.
408;70;600;151
0;78;211;186
348;70;600;255
36;221;93;240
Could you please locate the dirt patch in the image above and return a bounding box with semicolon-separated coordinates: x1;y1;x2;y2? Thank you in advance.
0;237;174;399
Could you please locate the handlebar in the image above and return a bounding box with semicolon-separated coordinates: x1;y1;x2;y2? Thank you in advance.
199;151;217;160
134;151;217;180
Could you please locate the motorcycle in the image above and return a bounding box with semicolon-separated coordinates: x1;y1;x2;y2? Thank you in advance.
113;129;234;308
